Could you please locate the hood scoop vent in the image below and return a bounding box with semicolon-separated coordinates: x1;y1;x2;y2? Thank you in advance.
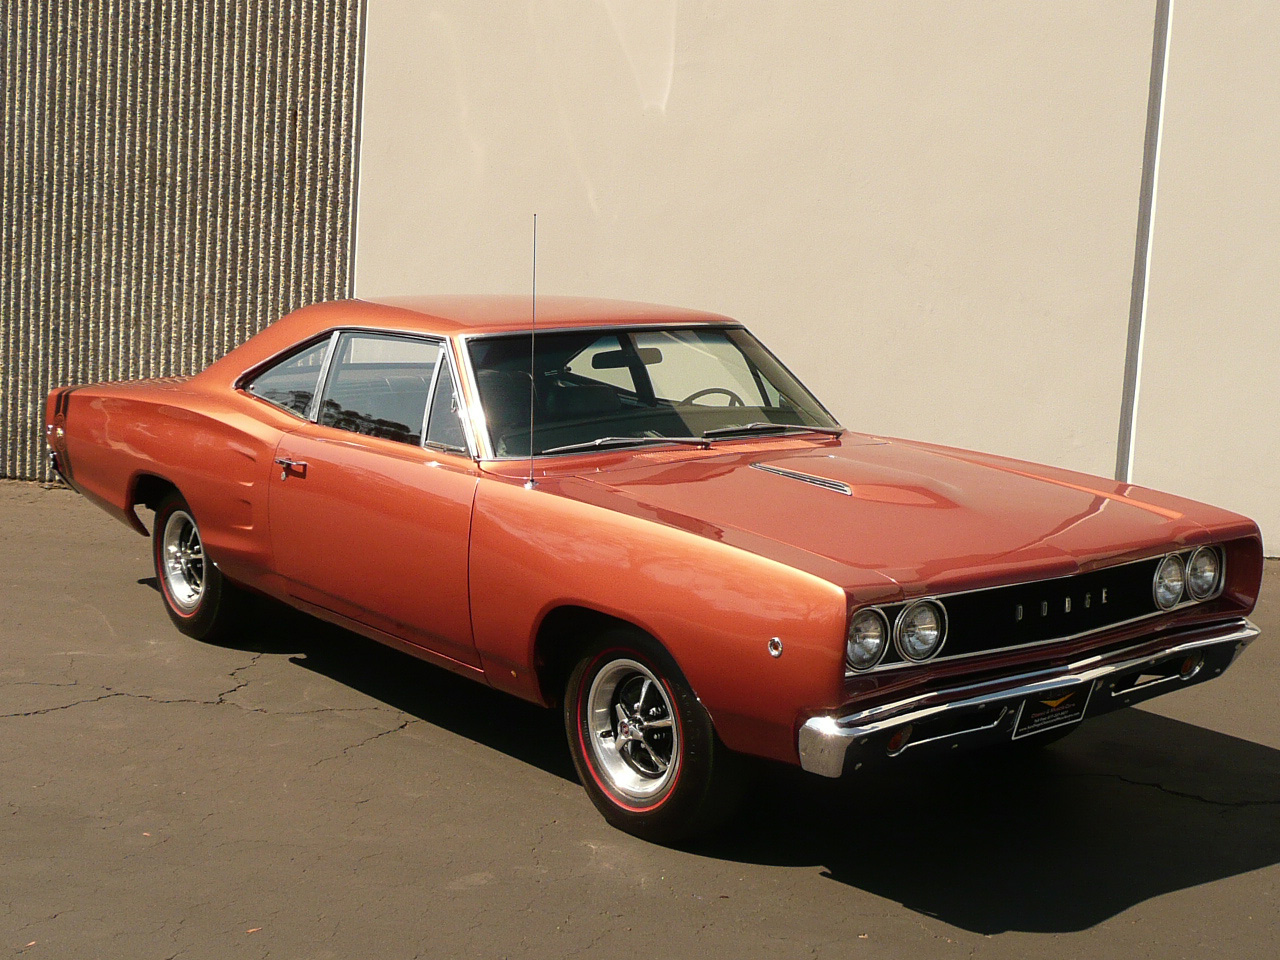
750;461;852;496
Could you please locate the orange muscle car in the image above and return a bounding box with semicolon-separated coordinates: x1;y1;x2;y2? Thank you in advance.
45;297;1264;842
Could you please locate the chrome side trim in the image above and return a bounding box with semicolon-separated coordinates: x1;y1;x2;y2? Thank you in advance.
798;617;1259;778
749;461;852;495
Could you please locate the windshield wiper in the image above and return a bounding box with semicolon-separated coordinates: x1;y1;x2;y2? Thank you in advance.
541;435;712;455
701;422;845;439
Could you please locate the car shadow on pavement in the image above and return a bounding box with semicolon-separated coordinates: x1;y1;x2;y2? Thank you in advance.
696;709;1280;934
204;595;1279;935
213;595;578;780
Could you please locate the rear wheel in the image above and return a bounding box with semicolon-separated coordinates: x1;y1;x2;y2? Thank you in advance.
153;492;242;641
565;629;742;844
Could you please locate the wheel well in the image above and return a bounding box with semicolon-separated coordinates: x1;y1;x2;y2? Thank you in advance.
129;474;179;528
534;606;655;707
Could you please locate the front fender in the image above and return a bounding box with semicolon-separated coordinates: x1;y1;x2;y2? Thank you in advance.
468;476;848;764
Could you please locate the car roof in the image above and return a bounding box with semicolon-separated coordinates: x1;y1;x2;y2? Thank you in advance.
197;296;741;387
298;296;738;337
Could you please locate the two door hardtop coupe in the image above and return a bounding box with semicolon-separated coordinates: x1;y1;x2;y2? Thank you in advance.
46;296;1263;842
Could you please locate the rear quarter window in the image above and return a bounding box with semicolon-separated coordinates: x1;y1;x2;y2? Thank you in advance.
245;338;332;416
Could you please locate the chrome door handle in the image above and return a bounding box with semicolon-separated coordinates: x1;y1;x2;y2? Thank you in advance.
274;457;308;479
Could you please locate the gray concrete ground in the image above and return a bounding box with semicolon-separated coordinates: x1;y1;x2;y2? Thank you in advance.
2;481;1277;960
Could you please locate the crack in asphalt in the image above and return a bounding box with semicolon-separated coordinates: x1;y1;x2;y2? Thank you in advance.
312;717;421;767
1087;770;1280;809
214;653;264;702
0;692;394;720
0;691;129;718
0;654;395;721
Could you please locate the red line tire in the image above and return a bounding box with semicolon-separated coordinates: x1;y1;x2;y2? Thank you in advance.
152;492;243;641
564;628;742;844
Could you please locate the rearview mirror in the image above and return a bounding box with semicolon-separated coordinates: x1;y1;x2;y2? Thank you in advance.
592;347;662;369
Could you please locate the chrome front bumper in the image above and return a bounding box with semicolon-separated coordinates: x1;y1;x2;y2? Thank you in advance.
798;617;1260;778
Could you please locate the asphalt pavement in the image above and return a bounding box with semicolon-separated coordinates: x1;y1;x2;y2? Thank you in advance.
3;481;1277;959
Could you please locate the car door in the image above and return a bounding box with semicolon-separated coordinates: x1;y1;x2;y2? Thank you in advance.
267;330;480;668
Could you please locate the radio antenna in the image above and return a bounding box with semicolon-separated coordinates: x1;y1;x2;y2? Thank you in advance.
525;213;538;490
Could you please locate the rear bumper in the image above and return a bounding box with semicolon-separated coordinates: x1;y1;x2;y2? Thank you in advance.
48;448;71;485
797;617;1259;778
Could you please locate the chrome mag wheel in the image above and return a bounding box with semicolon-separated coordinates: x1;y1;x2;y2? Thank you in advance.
585;658;680;802
565;633;745;843
161;509;204;612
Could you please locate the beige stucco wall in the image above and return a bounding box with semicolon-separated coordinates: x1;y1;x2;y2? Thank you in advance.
355;1;1276;543
1133;1;1278;547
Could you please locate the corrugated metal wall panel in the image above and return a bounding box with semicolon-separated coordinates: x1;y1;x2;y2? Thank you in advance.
1;0;364;481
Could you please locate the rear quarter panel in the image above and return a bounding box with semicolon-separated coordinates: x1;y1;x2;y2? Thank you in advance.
48;379;291;587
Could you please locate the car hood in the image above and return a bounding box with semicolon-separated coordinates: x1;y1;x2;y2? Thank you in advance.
556;436;1227;600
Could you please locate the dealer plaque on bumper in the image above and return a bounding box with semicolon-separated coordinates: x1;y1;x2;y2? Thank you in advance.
1012;684;1093;739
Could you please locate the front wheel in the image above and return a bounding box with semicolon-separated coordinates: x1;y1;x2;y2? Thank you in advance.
153;492;242;641
565;630;742;844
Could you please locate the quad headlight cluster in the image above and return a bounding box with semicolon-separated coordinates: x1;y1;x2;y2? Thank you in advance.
846;599;948;672
846;545;1225;674
1154;545;1224;609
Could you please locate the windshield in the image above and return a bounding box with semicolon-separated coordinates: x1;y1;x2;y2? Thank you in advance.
467;326;840;457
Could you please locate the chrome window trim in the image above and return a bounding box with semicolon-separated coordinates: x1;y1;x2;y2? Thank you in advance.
844;545;1229;677
741;325;843;427
304;330;343;421
417;346;445;443
443;339;483;461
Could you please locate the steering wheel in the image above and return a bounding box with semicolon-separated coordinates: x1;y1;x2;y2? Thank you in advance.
680;387;745;407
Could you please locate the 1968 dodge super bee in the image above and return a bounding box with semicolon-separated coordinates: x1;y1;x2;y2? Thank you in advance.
45;296;1263;842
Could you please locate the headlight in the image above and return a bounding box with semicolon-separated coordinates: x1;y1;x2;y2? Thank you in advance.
1186;546;1222;601
846;608;889;671
895;600;947;662
1153;554;1186;609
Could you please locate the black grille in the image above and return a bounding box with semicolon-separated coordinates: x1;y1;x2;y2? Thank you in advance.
872;556;1164;669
